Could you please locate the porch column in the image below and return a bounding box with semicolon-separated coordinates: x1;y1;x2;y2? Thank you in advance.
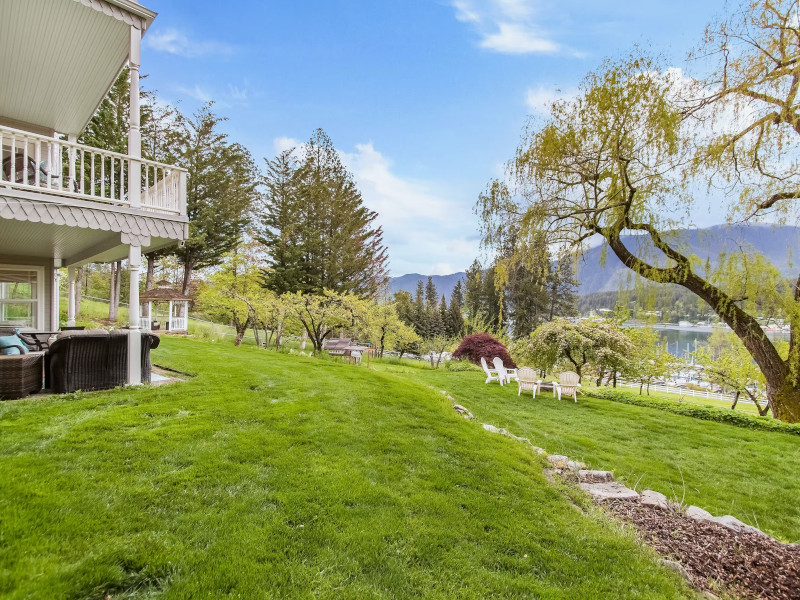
168;300;173;331
128;26;142;209
128;245;142;385
66;267;76;327
51;262;61;331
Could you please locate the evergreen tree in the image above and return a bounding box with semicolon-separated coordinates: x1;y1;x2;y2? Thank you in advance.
483;265;503;329
411;280;428;338
425;276;438;311
174;104;259;293
393;290;414;326
258;150;305;294
446;280;465;337
256;129;389;298
464;259;483;321
547;256;578;320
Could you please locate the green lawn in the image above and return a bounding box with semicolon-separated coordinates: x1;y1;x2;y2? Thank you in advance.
372;361;800;543
0;337;694;599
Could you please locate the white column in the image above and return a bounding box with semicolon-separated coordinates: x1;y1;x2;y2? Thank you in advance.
67;134;76;192
128;26;142;209
51;262;61;331
67;266;76;326
168;300;173;331
127;245;142;385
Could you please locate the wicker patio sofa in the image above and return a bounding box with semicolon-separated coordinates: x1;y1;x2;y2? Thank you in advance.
46;329;160;393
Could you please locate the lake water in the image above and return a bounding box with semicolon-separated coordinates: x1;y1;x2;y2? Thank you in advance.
629;324;790;358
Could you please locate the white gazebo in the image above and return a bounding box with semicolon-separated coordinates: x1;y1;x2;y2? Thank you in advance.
139;280;190;332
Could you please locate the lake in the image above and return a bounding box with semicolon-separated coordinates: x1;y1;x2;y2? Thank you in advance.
628;324;790;358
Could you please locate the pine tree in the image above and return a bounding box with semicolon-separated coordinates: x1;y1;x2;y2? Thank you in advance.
464;259;483;321
483;265;503;329
425;276;438;311
412;280;429;338
447;280;465;337
174;104;259;294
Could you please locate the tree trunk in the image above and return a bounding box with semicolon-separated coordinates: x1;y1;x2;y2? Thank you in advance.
275;321;283;349
731;391;740;410
181;259;195;296
145;253;156;291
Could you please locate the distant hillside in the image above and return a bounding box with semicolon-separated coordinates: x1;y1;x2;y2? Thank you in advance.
575;224;800;295
388;272;466;300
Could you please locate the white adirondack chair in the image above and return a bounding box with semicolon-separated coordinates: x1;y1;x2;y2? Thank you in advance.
481;356;501;384
555;371;581;402
493;357;518;385
517;367;537;397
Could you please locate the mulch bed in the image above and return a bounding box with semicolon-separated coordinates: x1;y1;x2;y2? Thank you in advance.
603;498;800;599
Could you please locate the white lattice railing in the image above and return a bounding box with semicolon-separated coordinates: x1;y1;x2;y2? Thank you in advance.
0;124;186;215
169;317;187;331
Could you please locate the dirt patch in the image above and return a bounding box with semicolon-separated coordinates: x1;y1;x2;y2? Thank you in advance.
604;498;800;600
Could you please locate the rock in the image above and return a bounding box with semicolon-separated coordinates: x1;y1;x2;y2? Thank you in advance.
566;460;586;471
530;445;547;456
578;470;613;483
547;455;569;467
579;482;639;500
660;559;691;580
714;515;767;537
641;490;669;510
686;505;714;521
482;423;502;434
452;404;474;419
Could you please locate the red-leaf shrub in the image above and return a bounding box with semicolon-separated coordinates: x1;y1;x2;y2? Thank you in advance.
452;333;517;369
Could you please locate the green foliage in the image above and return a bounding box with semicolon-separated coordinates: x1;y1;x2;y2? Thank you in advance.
257;129;389;299
584;387;800;436
444;359;481;372
174;104;259;290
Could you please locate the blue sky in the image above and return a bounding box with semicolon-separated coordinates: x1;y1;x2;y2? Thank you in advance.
141;0;723;276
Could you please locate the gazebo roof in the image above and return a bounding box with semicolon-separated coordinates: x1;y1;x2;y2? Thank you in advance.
140;284;191;302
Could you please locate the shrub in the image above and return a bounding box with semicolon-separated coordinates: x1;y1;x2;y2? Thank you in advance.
584;387;800;436
452;333;517;368
444;359;481;372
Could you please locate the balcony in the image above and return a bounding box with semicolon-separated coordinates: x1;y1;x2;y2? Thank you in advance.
0;124;186;216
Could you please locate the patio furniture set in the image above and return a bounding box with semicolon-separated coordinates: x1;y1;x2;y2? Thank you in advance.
481;356;581;402
0;328;160;400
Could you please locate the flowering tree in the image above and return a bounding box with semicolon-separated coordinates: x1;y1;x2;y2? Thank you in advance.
365;303;420;358
281;290;368;352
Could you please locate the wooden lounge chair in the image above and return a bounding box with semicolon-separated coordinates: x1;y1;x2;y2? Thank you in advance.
554;371;581;402
517;367;537;397
480;356;501;384
493;357;518;385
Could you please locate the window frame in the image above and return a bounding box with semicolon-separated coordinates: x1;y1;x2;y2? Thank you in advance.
0;264;45;329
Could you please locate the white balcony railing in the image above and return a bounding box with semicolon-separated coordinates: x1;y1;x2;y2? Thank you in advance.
0;125;186;215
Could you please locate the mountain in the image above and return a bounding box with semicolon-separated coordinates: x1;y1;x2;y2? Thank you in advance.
388;272;466;300
575;223;800;295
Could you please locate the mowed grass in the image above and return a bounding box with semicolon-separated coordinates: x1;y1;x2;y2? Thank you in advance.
0;338;694;599
373;362;800;543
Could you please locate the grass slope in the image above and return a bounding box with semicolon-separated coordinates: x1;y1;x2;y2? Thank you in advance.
375;363;800;543
0;338;692;599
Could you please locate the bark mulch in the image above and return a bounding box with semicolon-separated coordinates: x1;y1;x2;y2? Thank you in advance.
603;498;800;600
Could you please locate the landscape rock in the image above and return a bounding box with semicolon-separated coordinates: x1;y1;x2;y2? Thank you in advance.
578;470;613;483
452;404;474;419
547;455;570;467
660;559;691;581
529;445;547;456
686;505;714;521
566;460;586;470
641;490;669;510
482;423;502;434
579;482;639;500
714;515;767;537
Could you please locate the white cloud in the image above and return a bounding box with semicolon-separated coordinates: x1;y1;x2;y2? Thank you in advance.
174;81;252;107
273;137;300;155
145;28;235;58
450;0;566;55
176;84;213;103
480;23;559;54
525;85;576;115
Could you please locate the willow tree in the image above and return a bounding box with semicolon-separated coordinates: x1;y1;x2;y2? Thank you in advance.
479;3;800;422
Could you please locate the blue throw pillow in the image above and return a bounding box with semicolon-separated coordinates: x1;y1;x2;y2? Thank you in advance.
0;334;25;355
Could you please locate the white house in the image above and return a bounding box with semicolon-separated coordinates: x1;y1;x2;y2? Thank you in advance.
0;0;188;384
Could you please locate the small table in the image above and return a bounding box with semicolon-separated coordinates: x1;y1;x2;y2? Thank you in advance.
535;380;558;396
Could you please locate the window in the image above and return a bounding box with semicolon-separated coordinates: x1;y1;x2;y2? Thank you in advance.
0;266;43;328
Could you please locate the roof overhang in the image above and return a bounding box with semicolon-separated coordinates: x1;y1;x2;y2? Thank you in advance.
0;0;157;136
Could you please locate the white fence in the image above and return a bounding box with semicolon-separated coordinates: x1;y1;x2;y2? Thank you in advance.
615;381;755;405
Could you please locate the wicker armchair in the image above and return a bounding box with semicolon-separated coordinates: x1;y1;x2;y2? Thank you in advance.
47;329;160;394
0;333;44;400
